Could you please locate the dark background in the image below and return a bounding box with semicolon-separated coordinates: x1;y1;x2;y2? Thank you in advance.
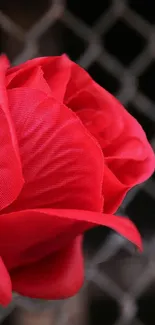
0;1;155;324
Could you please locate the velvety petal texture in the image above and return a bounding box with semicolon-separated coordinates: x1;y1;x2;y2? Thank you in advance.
0;54;153;306
0;56;24;212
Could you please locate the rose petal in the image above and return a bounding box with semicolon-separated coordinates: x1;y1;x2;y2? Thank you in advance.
103;164;128;214
62;60;155;210
64;63;154;178
0;257;12;306
11;236;83;300
0;208;142;271
7;55;71;101
0;55;24;211
4;93;103;214
7;55;154;189
103;96;155;185
7;65;52;96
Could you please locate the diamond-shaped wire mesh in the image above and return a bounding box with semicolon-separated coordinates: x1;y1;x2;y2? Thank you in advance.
0;1;155;324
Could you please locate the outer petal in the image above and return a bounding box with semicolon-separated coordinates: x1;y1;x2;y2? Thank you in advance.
11;236;84;300
103;96;155;184
63;60;155;213
0;208;142;271
6;55;71;101
4;91;103;214
0;257;12;306
7;64;52;96
0;55;24;211
0;207;141;301
103;164;128;214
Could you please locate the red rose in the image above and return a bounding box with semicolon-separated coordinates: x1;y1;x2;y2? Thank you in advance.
0;54;154;306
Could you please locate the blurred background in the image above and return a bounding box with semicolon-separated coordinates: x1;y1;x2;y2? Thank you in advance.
0;0;155;324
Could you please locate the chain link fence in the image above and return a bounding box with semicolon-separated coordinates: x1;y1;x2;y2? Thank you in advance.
0;0;155;324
